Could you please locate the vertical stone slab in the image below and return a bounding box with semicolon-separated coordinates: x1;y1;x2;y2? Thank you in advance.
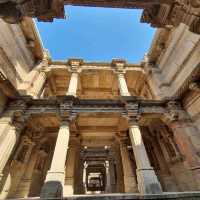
14;150;38;198
63;137;79;196
119;138;138;193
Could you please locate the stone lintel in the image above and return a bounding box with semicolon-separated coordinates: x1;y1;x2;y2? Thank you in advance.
5;96;179;119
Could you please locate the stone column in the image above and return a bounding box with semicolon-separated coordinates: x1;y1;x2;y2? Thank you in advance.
108;159;116;193
119;138;138;193
105;160;111;193
63;136;79;195
129;122;162;194
40;120;70;198
15;150;38;198
66;72;79;96
66;59;82;97
28;67;48;99
83;162;87;194
7;137;35;198
117;72;131;97
0;118;24;182
112;59;130;96
0;114;13;145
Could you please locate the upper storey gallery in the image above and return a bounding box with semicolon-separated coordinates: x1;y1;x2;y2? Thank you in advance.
27;58;154;100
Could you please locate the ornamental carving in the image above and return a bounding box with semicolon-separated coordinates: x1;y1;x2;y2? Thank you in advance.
0;0;200;34
125;101;140;124
162;100;192;124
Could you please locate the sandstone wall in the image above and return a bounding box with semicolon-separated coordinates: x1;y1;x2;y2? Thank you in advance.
148;24;200;99
0;19;38;90
183;91;200;131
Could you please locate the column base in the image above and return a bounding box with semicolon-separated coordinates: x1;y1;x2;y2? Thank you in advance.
0;173;11;200
66;93;77;97
136;168;162;194
121;93;131;97
14;178;32;198
40;171;65;198
63;177;74;196
124;176;138;193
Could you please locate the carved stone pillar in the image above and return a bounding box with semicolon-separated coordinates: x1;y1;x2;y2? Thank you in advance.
28;67;48;99
40;119;70;198
63;136;79;195
29;150;48;197
83;162;87;194
117;73;131;97
0;116;25;182
112;59;130;97
162;101;200;189
108;160;115;192
66;72;79;96
75;154;85;194
7;136;35;198
129;121;162;194
105;160;111;193
0;116;13;144
119;138;138;193
14;150;39;198
66;59;82;97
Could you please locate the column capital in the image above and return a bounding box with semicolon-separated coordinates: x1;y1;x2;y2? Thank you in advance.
111;59;127;73
38;50;50;70
59;118;71;126
68;58;83;73
12;115;28;132
38;65;50;74
43;49;51;63
162;100;191;125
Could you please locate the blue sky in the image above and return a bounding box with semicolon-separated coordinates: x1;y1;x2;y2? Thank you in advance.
36;6;155;63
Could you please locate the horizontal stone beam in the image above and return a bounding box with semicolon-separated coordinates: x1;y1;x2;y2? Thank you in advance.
7;96;170;120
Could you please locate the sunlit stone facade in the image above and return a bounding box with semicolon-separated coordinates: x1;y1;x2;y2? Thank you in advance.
0;16;200;200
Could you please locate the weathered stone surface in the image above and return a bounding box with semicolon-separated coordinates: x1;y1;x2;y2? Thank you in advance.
0;7;200;200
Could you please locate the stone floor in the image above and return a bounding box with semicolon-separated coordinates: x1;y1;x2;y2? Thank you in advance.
10;192;200;200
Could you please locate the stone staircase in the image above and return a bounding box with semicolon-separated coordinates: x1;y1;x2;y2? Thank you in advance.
10;192;200;200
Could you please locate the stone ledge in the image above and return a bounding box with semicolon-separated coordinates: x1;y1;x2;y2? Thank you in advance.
9;192;200;200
